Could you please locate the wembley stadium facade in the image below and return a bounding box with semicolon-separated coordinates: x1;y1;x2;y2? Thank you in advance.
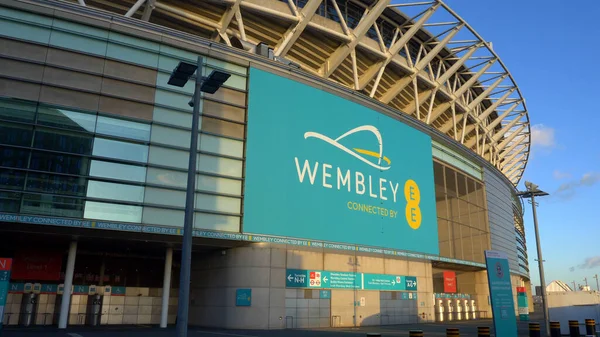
0;0;532;329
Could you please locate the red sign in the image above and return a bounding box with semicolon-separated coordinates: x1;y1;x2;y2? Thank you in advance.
11;252;63;281
443;271;457;293
0;258;12;271
516;286;526;293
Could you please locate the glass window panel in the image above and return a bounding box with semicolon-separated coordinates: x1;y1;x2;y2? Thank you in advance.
437;219;451;258
148;146;188;169
21;193;84;218
0;122;33;147
0;146;30;169
96;116;150;141
447;194;459;223
142;207;184;227
87;180;144;203
451;222;463;260
201;116;244;139
0;169;26;190
200;134;243;158
205;87;246;106
444;166;457;197
456;172;467;200
461;226;474;262
195;193;240;213
193;212;240;232
437;196;449;220
466;178;477;204
93;138;149;163
29;151;90;175
146;167;187;188
150;125;190;148
89;160;147;183
474;182;485;207
203;100;245;123
152;107;191;128
26;172;87;196
196;175;242;195
433;162;445;197
198;154;242;177
84;200;142;223
0;191;21;212
458;199;470;225
34;128;93;155
0;99;36;122
37;107;96;132
144;187;185;207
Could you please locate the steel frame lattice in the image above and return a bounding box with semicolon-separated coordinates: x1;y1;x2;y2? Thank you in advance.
68;0;531;185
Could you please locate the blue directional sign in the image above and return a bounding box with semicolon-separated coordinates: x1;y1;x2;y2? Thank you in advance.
236;289;252;306
363;274;406;291
286;269;418;292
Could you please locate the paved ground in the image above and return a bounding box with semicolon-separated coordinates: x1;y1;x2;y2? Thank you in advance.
1;319;548;337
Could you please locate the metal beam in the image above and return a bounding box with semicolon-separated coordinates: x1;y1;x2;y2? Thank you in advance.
464;101;520;148
492;113;526;143
357;3;440;89
140;0;156;21
274;0;323;57
214;0;242;42
125;0;147;17
462;89;516;135
379;24;462;104
497;124;527;150
321;0;391;77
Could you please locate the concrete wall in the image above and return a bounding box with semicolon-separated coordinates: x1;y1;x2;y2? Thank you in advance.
456;270;491;317
547;291;600;308
188;245;434;329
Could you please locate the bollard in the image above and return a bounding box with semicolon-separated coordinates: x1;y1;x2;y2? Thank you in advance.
446;328;460;337
586;319;596;336
529;322;541;337
550;321;561;337
409;330;424;337
570;320;581;337
477;326;490;337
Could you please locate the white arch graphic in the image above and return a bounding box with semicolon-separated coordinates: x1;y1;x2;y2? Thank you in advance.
304;125;390;171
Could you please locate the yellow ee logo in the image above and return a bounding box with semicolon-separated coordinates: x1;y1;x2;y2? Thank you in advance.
404;179;421;229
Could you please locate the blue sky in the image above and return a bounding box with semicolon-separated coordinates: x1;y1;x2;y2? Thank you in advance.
440;0;600;290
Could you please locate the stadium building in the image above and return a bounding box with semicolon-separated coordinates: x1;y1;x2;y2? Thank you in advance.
0;0;533;329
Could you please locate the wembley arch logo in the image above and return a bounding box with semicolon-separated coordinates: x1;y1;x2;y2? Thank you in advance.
304;125;391;171
293;124;422;230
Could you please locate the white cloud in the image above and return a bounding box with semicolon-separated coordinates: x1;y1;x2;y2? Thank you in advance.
530;124;556;148
552;170;571;180
555;172;600;197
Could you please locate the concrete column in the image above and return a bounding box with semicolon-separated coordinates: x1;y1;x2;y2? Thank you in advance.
160;247;173;328
58;241;77;329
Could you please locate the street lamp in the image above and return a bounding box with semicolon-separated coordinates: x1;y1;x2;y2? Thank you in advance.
517;181;549;336
167;56;230;337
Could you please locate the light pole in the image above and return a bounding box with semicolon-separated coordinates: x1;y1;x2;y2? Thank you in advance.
167;56;230;337
517;181;549;336
593;275;599;292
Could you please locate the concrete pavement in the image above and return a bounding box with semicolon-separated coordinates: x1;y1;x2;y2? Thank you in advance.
1;319;546;337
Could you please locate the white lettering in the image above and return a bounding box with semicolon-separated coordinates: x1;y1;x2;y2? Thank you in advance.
356;172;365;195
368;175;377;198
390;181;399;202
322;163;332;188
0;260;5;269
295;157;318;185
337;167;351;191
379;178;387;200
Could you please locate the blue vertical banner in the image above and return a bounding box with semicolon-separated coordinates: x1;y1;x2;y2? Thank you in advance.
485;251;517;337
0;258;13;334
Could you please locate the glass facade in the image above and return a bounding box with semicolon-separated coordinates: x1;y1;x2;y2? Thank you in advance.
434;160;490;263
0;93;246;230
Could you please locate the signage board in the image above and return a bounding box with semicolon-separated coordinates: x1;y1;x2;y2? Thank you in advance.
236;289;252;306
244;67;438;255
517;287;529;321
11;251;62;281
443;271;457;293
0;258;13;334
286;269;418;293
485;250;517;337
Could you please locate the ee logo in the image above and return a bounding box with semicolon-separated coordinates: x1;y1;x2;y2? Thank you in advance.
404;179;421;229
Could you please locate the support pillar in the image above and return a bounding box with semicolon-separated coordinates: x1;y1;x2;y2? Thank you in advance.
58;241;77;329
161;247;173;328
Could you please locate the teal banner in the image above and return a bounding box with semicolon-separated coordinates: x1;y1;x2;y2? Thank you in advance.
286;269;418;293
485;251;517;337
244;67;438;254
517;288;529;321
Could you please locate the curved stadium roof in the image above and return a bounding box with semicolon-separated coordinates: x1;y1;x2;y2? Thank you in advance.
61;0;531;185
